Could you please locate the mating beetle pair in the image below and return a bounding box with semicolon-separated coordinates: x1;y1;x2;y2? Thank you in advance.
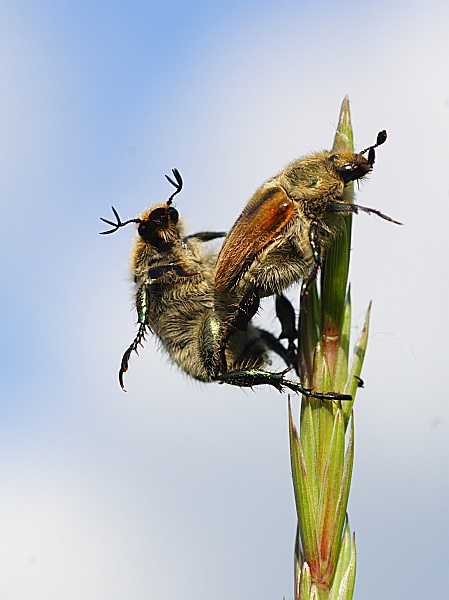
101;131;399;399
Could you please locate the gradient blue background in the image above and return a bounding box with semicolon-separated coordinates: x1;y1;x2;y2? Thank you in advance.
1;1;448;598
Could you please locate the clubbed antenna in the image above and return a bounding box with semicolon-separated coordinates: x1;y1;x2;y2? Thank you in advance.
360;129;387;166
99;206;141;235
100;169;183;234
165;168;183;205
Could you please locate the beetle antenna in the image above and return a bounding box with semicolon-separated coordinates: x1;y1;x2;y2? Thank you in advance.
360;130;387;166
99;206;141;235
165;168;183;206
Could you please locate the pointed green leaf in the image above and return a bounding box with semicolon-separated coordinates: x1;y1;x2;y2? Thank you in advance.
299;401;319;509
335;532;356;600
295;527;303;600
310;585;323;600
343;304;371;421
310;345;337;481
299;281;321;381
317;410;346;583
327;414;354;578
321;218;350;340
298;561;312;600
331;343;349;419
339;289;352;359
328;523;356;600
289;402;320;569
320;97;354;351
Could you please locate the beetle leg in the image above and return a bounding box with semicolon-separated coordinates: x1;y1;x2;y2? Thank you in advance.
257;329;297;370
218;288;260;374
216;368;351;400
301;221;323;305
183;231;227;242
275;294;298;369
147;264;199;281
119;282;152;391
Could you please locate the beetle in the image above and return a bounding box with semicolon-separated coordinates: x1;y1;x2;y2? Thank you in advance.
214;131;400;345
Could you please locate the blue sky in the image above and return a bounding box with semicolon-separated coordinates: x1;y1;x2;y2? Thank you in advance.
1;1;449;598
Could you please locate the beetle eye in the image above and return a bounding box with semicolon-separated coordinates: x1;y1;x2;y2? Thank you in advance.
339;163;354;173
339;162;359;183
137;220;152;240
338;159;372;184
167;207;179;224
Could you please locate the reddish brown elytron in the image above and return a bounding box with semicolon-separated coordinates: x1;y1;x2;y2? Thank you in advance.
215;188;294;291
